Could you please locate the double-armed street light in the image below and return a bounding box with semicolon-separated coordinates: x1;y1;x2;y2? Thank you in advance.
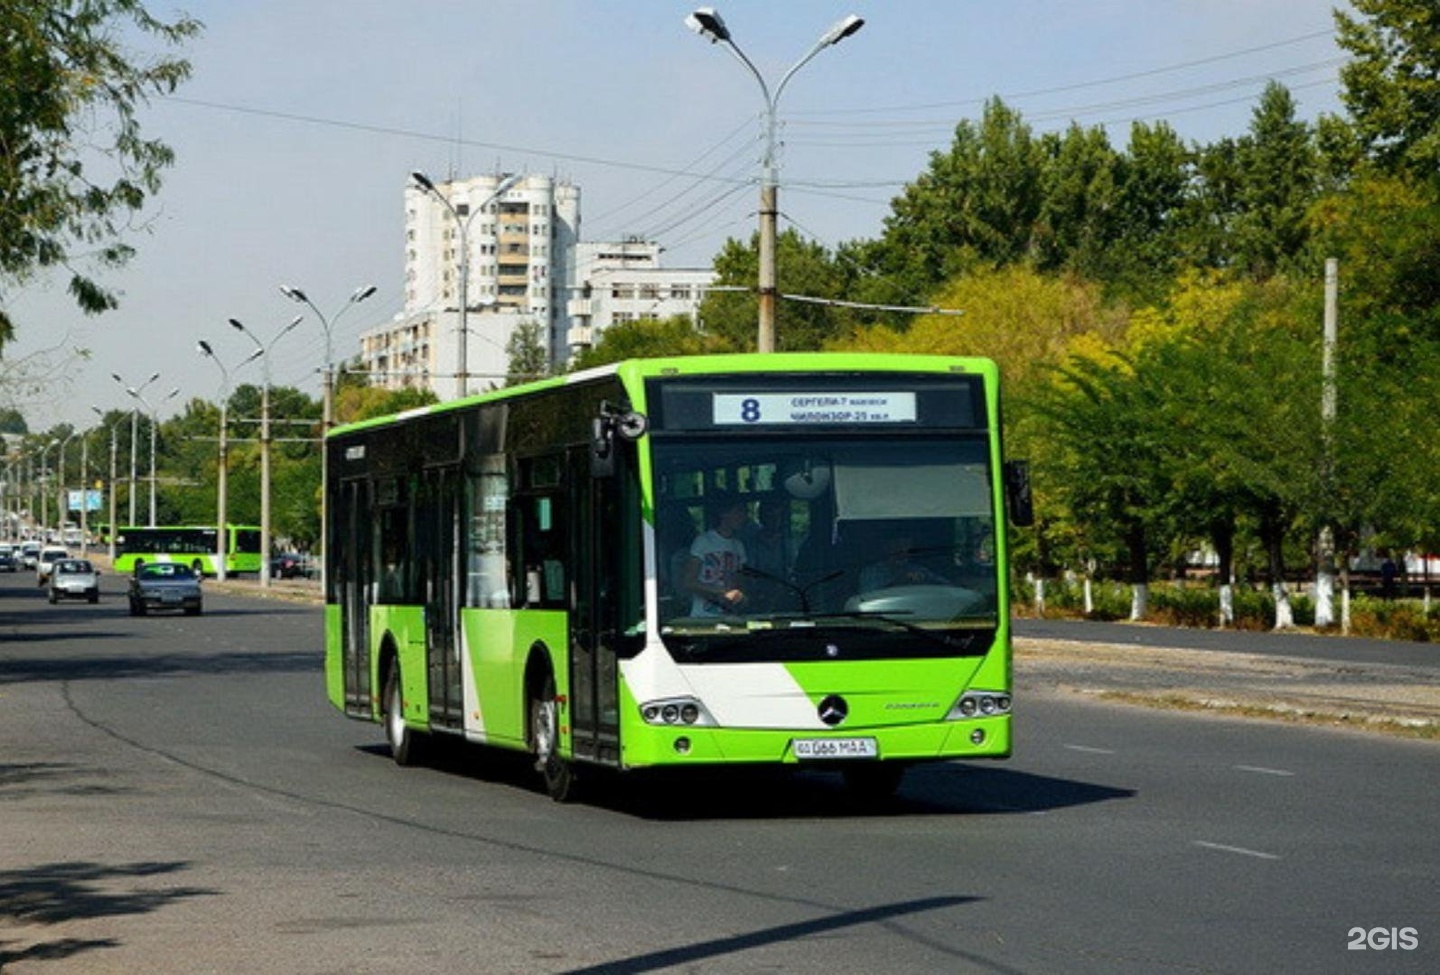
56;431;76;536
684;7;864;353
278;284;377;429
111;371;160;526
409;171;522;398
91;407;124;559
198;340;261;581
124;385;180;527
38;439;58;529
229;314;302;589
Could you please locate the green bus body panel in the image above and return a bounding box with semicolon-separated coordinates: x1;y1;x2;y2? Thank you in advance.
377;605;429;727
462;609;569;751
615;650;1009;769
324;604;345;711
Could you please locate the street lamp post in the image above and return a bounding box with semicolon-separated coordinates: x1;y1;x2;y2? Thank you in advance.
278;284;378;429
198;341;260;581
685;7;863;352
91;408;122;560
111;372;160;527
38;439;57;531
56;431;76;537
230;314;302;589
409;171;521;398
124;386;180;527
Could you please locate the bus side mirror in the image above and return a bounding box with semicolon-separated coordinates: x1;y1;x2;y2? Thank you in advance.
1004;460;1034;527
591;404;648;478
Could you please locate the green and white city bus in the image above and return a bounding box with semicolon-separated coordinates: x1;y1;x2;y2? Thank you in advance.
113;524;263;576
324;354;1032;801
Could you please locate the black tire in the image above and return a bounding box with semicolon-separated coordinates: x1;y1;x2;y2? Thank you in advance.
530;672;576;802
184;605;202;616
88;591;99;604
47;590;57;604
383;662;423;766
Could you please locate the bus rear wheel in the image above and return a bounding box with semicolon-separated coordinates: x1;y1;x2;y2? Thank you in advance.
530;673;576;802
383;663;423;766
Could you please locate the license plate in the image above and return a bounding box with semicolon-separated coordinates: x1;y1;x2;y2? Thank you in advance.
792;737;879;760
162;593;182;604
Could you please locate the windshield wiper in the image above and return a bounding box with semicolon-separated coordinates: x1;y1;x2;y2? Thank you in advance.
739;565;841;615
804;611;978;651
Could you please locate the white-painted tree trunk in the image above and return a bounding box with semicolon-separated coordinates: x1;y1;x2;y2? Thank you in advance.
1130;582;1149;621
1219;584;1234;628
1273;582;1294;630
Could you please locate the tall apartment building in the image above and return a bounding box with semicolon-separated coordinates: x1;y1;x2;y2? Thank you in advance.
359;173;714;398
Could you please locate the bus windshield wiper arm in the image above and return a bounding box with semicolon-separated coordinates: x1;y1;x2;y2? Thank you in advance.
806;611;977;650
739;566;841;614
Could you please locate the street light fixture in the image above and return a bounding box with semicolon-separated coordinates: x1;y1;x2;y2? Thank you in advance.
685;6;864;352
91;406;123;560
198;340;260;581
409;171;521;398
278;283;378;429
230;314;302;589
124;385;180;527
111;371;160;526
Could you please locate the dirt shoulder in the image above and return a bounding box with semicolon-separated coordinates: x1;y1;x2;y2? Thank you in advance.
1017;636;1440;739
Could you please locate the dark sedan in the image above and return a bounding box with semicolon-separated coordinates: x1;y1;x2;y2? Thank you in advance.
127;562;203;616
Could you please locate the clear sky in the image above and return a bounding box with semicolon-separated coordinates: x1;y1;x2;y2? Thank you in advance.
4;0;1348;434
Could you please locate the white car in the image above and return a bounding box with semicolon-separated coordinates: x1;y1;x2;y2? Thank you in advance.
36;546;70;585
49;558;101;604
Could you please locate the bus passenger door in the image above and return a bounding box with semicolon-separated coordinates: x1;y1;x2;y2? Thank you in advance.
566;448;623;766
339;478;372;716
421;467;463;731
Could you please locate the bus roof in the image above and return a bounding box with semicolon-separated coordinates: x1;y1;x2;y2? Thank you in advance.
327;352;999;439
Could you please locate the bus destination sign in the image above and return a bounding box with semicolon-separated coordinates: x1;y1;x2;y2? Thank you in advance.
713;392;918;426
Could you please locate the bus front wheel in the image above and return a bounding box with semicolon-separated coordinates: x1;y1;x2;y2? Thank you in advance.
530;673;576;802
383;663;423;767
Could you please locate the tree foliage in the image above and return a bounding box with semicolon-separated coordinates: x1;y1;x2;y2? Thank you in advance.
0;1;201;346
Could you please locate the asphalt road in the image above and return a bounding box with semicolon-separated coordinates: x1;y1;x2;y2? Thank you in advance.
1;569;1437;974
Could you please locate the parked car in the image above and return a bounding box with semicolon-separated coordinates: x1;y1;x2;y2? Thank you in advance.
48;558;101;604
36;546;70;586
270;553;313;579
128;562;203;616
0;544;16;572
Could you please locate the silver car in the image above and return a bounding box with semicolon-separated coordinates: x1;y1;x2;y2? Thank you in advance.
127;562;203;616
49;558;101;604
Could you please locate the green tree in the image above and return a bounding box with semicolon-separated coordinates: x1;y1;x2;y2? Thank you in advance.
0;408;27;434
0;2;201;345
699;230;850;351
1231;82;1320;279
570;314;722;370
1336;0;1440;176
504;320;551;386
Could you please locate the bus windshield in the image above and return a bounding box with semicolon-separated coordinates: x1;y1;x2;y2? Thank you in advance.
652;433;998;661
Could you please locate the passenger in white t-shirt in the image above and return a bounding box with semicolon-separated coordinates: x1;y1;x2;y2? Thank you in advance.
684;494;749;616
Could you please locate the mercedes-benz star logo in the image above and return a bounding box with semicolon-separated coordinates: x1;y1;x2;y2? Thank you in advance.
818;695;848;727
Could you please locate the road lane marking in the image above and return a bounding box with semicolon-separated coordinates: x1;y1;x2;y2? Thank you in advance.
1064;744;1116;754
1194;841;1280;860
1233;764;1295;777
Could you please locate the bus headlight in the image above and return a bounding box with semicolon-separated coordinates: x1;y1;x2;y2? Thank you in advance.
947;691;1012;722
639;697;714;727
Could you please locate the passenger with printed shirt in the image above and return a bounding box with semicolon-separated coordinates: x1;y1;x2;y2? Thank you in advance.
684;494;749;616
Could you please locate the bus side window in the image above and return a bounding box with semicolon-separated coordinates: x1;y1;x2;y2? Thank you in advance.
520;495;566;608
